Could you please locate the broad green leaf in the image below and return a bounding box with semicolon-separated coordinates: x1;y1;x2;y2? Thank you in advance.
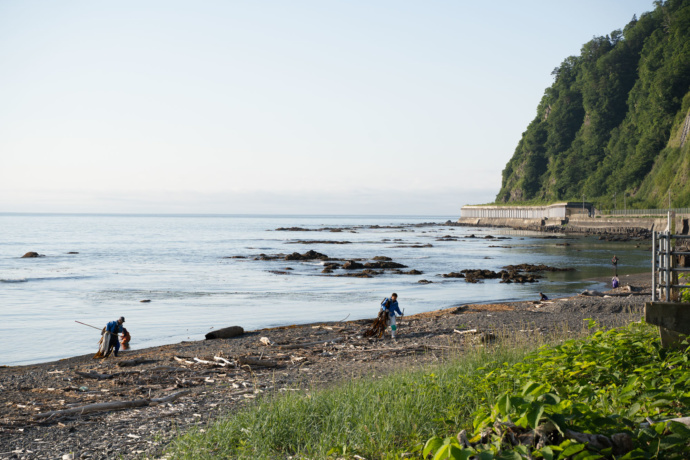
526;404;545;430
535;446;554;460
423;437;443;458
561;443;586;456
496;394;510;417
626;402;641;418
668;420;690;438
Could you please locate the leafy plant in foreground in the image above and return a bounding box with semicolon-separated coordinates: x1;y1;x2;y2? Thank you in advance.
425;321;690;459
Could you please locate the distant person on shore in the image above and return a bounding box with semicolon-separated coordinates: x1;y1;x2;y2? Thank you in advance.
539;292;548;301
381;293;403;339
94;316;125;358
611;255;619;275
612;276;620;289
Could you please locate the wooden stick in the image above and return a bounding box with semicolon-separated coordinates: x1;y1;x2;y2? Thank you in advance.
453;329;479;335
34;390;190;419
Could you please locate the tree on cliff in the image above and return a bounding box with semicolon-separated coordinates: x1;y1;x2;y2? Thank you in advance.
497;0;690;209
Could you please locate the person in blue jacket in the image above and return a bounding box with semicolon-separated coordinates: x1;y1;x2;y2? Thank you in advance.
381;293;402;339
104;316;125;357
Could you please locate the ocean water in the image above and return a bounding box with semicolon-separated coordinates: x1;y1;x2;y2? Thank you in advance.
0;214;651;366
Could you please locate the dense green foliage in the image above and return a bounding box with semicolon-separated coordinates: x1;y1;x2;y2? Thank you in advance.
426;321;690;459
497;0;690;209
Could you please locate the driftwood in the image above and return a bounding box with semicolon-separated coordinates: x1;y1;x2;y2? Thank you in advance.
205;326;244;340
259;337;275;346
214;356;236;367
453;328;479;335
116;358;155;367
279;337;344;350
75;371;113;380
238;356;279;368
34;390;190;419
173;356;195;365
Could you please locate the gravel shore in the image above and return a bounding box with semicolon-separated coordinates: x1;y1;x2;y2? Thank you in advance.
0;273;651;460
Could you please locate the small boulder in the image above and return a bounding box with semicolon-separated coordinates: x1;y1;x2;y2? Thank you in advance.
205;326;244;340
21;252;43;258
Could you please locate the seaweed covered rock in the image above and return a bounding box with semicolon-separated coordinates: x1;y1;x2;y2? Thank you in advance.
285;250;329;261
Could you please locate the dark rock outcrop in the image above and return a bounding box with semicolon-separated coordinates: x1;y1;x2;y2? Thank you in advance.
284;250;329;261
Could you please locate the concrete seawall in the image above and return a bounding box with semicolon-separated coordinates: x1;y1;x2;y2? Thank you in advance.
457;216;681;235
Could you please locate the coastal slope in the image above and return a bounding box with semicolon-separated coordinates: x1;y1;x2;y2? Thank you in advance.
497;0;690;209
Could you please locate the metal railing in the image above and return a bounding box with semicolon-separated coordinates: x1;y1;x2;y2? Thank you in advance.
602;208;690;217
652;231;690;302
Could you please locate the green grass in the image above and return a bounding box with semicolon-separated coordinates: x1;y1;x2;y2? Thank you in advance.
165;334;548;459
165;322;690;459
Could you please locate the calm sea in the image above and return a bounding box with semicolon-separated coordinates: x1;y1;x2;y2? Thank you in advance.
0;214;651;365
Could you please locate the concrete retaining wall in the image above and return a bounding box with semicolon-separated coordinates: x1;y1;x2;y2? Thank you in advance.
457;216;684;234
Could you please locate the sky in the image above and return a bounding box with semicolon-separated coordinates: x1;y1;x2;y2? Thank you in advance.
0;1;656;215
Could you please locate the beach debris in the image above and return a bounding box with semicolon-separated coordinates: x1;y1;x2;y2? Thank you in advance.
259;337;274;346
213;356;236;367
279;337;345;349
33;389;190;420
363;310;388;339
116;358;154;367
21;251;44;258
453;328;479;335
205;326;244;340
238;356;279;368
75;370;114;380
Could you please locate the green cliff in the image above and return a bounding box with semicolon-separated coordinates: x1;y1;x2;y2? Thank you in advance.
497;0;690;209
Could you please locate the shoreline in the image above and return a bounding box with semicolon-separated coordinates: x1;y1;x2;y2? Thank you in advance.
0;272;652;459
4;270;647;370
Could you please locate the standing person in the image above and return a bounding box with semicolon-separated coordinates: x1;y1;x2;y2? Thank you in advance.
381;293;402;339
611;255;619;276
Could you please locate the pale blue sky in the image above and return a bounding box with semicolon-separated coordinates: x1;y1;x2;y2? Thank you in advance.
0;1;654;215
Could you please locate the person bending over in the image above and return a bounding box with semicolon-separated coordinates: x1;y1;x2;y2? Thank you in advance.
381;293;402;339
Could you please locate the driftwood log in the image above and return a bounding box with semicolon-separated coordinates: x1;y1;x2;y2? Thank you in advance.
34;390;190;419
205;326;244;340
238;356;279;368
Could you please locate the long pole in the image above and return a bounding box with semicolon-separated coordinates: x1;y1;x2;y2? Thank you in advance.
75;320;101;330
652;231;657;302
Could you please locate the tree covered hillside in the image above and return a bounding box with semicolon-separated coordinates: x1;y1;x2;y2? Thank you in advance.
497;0;690;209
